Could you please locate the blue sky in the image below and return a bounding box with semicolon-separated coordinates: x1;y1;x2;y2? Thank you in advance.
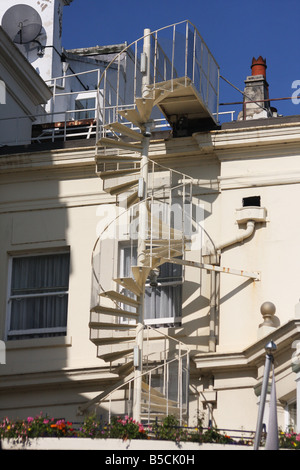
62;0;300;118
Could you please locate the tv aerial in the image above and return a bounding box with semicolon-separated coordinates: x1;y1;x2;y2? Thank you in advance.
1;4;43;45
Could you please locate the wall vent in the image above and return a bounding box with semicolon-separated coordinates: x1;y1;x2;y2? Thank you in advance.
242;196;261;207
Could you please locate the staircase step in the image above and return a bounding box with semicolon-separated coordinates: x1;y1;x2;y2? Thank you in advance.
141;402;180;414
104;179;139;196
96;155;142;163
118;108;145;130
104;122;144;141
89;321;137;330
91;305;139;320
114;277;143;296
141;391;178;407
91;336;136;345
124;190;140;208
140;255;162;270
143;246;183;257
99;169;140;182
152;77;191;104
148;239;186;247
135;97;155;123
99;290;140;308
131;266;152;288
142;250;183;267
147;212;184;240
114;360;134;376
141;380;168;400
99;348;134;363
98;136;142;152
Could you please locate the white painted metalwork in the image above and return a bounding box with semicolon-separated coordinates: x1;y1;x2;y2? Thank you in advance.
95;20;220;144
82;21;258;424
80;325;190;425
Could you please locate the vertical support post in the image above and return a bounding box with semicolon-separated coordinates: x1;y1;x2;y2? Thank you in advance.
96;69;101;144
52;77;57;122
132;28;152;424
142;28;151;99
209;271;217;352
253;341;277;450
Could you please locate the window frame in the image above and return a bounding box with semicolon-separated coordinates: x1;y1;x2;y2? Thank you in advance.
5;250;70;341
74;91;97;120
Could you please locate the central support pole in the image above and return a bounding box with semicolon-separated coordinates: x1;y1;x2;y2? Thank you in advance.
132;28;151;424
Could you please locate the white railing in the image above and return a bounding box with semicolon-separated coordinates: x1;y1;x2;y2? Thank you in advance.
0;21;223;147
91;159;194;311
90;326;190;425
96;20;220;140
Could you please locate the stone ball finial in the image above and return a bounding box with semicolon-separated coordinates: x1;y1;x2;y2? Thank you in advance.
260;301;276;326
261;301;276;317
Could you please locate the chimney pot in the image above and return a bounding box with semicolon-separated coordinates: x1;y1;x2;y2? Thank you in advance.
251;56;267;78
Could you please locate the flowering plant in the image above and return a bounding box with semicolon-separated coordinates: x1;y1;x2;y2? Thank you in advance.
0;413;149;443
101;415;149;440
279;431;300;449
0;413;75;443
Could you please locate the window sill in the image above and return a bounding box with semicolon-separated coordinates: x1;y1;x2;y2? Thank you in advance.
144;317;182;327
6;335;72;351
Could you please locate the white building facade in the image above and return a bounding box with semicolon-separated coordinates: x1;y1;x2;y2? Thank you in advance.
0;1;300;437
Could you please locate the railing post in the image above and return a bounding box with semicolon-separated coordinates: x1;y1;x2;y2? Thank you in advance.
96;68;101;144
171;25;176;90
178;344;183;426
148;370;152;425
142;28;151;99
185;21;189;85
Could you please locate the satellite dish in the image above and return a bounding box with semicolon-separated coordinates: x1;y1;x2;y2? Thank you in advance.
2;4;42;45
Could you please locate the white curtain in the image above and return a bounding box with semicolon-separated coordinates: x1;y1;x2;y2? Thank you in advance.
122;246;182;323
9;253;70;339
144;261;182;322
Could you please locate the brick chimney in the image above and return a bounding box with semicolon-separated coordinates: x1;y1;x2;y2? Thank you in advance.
238;56;273;120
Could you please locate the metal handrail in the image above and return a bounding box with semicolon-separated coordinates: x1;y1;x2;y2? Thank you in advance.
95;20;220;142
102;344;190;424
91;159;194;293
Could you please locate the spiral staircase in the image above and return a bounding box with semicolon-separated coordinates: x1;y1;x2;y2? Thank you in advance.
78;21;221;424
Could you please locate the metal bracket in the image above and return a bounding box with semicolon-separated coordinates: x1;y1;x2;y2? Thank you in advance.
162;258;260;281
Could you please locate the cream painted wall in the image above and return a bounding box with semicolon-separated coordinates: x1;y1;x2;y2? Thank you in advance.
218;155;300;351
1;122;300;429
0;151;112;420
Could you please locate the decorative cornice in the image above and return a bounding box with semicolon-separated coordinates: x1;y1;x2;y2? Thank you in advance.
193;121;300;155
193;319;300;372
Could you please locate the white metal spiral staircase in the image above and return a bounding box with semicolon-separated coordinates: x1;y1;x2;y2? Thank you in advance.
79;21;221;424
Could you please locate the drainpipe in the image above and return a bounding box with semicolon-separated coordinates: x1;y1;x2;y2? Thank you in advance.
215;220;256;253
208;220;256;352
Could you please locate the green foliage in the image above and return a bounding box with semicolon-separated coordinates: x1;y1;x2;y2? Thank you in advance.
152;415;188;442
101;416;149;440
77;415;103;439
189;425;234;445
